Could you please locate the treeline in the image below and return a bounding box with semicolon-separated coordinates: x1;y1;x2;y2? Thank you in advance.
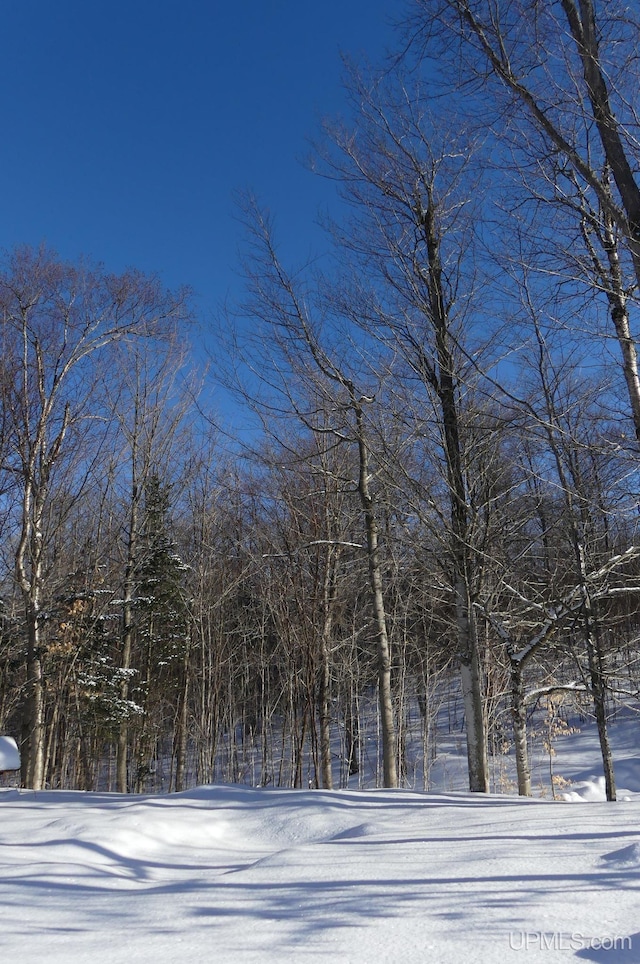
2;0;640;797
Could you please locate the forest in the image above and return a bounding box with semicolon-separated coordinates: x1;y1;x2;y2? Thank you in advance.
1;0;639;801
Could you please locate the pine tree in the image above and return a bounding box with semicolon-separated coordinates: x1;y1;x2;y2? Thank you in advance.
132;475;190;791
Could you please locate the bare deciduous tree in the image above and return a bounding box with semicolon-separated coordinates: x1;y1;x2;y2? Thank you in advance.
316;72;492;791
231;199;400;788
0;247;190;789
408;0;640;440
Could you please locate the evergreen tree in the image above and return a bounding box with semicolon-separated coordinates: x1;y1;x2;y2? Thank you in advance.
132;475;190;790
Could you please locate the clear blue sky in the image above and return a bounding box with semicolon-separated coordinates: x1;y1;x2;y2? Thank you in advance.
1;1;397;321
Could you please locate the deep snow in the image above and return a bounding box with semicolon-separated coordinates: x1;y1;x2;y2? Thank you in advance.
1;719;640;963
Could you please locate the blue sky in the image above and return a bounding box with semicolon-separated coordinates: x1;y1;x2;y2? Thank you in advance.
1;1;397;322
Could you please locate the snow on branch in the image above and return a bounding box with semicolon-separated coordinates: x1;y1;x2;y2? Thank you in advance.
262;539;364;558
525;682;588;705
478;544;640;665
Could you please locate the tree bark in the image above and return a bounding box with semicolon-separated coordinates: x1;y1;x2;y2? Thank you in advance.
510;661;531;797
355;402;399;789
422;193;489;792
117;481;138;794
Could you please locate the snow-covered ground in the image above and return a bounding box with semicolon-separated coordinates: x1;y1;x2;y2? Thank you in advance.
2;718;640;963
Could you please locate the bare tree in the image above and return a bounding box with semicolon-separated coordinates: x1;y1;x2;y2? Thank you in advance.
317;72;492;791
480;541;640;797
231;200;400;788
408;0;640;441
0;247;190;789
476;274;640;796
104;333;194;792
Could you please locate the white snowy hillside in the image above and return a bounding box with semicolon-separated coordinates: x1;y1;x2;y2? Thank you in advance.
1;718;640;964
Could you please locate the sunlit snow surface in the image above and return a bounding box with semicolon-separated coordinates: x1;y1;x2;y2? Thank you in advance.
2;721;640;963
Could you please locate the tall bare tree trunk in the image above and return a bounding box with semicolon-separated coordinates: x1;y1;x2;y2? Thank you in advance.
355;403;398;789
173;643;191;792
22;612;45;790
318;609;334;790
510;661;531;797
117;481;138;794
18;499;46;790
577;544;616;801
17;439;66;790
422;193;489;792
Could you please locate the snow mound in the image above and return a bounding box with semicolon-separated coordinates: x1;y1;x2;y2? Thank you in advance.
601;842;640;868
330;821;381;840
562;775;634;802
